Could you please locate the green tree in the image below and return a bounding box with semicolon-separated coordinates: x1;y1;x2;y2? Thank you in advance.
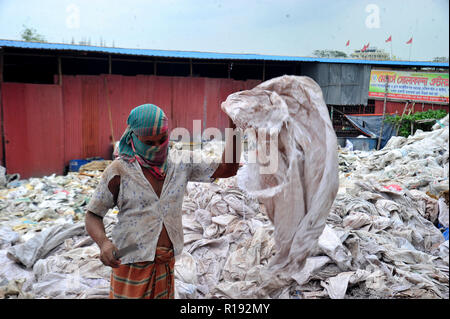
21;25;46;42
385;110;448;137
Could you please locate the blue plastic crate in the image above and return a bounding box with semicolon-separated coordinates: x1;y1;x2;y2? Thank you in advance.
69;159;90;172
337;137;378;151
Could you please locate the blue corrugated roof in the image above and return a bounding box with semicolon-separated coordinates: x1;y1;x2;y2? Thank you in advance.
0;39;448;68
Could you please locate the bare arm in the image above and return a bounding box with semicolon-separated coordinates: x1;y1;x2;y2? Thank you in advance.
85;211;121;268
211;117;241;179
85;176;121;268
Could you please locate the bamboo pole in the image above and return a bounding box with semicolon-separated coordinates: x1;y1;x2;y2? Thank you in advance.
409;102;416;135
103;77;116;144
377;78;389;150
262;61;266;81
57;56;62;86
0;50;5;167
395;101;409;136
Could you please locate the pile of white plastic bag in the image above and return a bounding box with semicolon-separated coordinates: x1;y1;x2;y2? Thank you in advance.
0;97;448;299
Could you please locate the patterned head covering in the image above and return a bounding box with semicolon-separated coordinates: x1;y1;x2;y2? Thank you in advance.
118;104;169;180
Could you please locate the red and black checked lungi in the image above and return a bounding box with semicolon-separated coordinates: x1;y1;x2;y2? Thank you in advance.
109;247;175;299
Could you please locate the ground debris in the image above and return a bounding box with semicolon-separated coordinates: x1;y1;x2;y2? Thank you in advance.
0;115;448;299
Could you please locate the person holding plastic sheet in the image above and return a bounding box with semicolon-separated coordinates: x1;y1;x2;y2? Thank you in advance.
85;103;240;299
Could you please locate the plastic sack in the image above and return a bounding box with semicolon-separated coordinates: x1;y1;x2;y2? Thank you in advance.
221;75;339;296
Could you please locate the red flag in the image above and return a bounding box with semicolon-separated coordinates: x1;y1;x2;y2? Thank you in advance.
346;40;350;46
406;37;412;44
361;43;370;52
385;35;392;43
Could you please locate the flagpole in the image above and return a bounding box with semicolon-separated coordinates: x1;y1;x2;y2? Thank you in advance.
390;42;393;60
409;38;413;61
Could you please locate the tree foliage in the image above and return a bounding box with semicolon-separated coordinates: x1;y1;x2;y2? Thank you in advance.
21;25;46;42
385;109;448;137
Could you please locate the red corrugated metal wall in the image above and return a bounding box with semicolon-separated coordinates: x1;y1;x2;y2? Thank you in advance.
0;88;3;167
1;75;261;178
374;100;449;114
2;83;64;178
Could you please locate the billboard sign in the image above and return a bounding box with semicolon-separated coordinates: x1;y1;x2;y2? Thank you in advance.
369;69;449;103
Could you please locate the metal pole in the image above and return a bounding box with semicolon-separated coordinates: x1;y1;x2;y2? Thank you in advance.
409;40;412;61
390;42;393;60
377;77;389;150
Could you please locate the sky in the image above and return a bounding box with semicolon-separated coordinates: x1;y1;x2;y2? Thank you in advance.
0;0;448;61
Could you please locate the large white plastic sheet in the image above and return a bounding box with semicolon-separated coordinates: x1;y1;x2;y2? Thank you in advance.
221;75;339;296
0;85;448;300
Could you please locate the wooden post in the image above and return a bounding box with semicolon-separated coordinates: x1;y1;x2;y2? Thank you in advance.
57;56;62;86
409;102;416;136
377;78;389;150
262;61;266;81
108;55;112;74
395;101;409;136
104;77;115;144
0;50;5;167
189;58;193;77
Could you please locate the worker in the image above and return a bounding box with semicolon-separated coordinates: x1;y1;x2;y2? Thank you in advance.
85;103;240;299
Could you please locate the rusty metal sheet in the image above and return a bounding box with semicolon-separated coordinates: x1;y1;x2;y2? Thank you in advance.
62;75;83;166
172;77;205;138
81;76;101;158
145;75;173;130
0;89;3;167
203;78;223;133
374;100;449;114
102;75;127;145
2;83;64;178
1;75;264;178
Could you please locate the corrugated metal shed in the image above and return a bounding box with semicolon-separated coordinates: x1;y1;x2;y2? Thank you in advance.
1;74;260;178
0;39;448;67
302;63;372;105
